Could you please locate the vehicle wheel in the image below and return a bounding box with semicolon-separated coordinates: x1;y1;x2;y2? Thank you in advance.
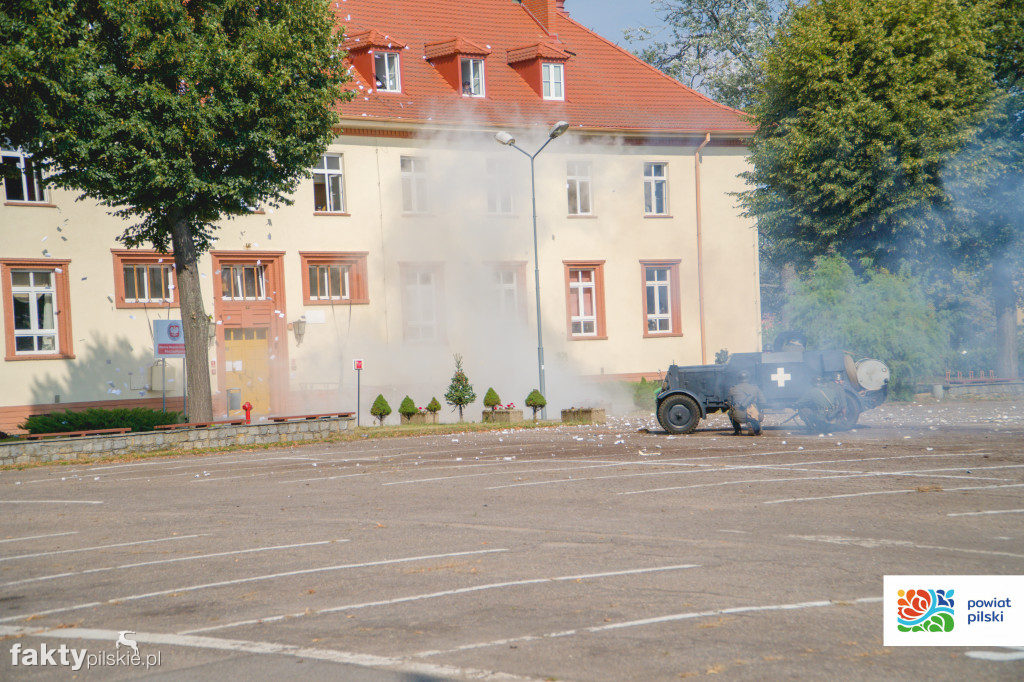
657;394;701;434
829;392;861;431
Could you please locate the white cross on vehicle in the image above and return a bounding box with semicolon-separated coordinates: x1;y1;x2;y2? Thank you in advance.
771;367;791;387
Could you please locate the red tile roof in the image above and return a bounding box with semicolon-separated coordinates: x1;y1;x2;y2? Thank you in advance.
332;0;752;135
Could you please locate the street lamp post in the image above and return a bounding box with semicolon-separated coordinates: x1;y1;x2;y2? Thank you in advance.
495;121;569;420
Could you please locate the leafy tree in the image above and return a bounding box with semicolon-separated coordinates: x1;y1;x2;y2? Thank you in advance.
742;0;997;273
626;0;795;109
934;0;1024;378
784;256;946;399
0;0;351;420
398;395;417;419
425;397;442;414
444;354;476;421
483;387;501;409
370;394;391;426
525;389;546;420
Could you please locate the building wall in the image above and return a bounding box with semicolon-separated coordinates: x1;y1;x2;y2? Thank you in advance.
0;130;759;429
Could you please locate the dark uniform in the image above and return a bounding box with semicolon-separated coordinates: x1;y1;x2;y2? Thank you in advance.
728;371;767;435
796;376;844;432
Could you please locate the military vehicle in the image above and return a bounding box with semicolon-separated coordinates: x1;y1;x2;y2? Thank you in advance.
655;332;890;434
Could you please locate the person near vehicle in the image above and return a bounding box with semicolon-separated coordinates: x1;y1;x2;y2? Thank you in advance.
796;374;844;432
727;370;767;435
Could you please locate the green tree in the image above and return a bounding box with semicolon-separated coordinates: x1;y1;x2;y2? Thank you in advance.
934;0;1024;378
0;0;351;420
398;395;417;419
626;0;795;109
742;0;997;273
444;354;476;421
425;397;441;414
784;256;946;399
483;387;501;409
525;389;546;420
370;394;391;426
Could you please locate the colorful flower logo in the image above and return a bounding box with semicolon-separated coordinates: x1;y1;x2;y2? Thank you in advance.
897;588;955;632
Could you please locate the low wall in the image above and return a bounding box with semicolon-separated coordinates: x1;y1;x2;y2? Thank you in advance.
942;382;1024;400
0;416;354;467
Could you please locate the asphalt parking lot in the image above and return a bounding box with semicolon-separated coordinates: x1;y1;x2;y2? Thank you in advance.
1;399;1022;681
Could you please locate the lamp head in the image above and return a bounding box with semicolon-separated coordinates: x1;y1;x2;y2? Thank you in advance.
494;131;516;146
549;120;570;139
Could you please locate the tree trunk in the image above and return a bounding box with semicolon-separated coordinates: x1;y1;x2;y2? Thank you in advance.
169;210;214;421
992;257;1019;380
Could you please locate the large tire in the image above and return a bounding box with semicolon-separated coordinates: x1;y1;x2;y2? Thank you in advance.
658;394;701;434
829;392;861;431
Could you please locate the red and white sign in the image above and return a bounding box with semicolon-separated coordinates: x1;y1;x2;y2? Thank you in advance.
353;359;363;371
154;320;186;358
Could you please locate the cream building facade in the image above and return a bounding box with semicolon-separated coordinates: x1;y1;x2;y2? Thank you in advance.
0;0;760;431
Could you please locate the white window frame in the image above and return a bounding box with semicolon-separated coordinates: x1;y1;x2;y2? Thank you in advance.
569;268;597;337
461;58;486;97
403;269;439;341
645;266;672;333
644;162;669;215
374;52;401;92
567;161;592;215
220;264;267;301
123;263;175;304
486;158;514;215
308;262;350;301
2;149;47;203
313;153;345;213
542;62;565;100
401;156;429;214
11;269;58;354
494;267;519;317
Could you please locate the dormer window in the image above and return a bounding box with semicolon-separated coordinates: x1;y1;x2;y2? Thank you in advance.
507;42;569;100
542;63;564;100
461;58;485;97
374;52;401;92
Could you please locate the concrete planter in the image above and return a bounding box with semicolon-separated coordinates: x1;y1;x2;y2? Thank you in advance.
482;409;524;423
561;407;606;424
401;412;439;425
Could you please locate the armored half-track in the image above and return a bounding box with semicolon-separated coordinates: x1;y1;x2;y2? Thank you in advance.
655;332;890;434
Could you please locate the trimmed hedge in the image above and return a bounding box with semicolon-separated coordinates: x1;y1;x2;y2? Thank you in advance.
19;408;183;434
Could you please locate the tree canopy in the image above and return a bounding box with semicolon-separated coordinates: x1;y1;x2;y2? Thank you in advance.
741;0;997;271
1;0;351;419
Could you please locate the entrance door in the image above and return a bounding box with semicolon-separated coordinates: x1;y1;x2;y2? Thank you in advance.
223;327;271;416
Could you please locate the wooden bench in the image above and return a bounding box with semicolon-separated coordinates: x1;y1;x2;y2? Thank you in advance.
155;419;246;430
24;427;131;440
268;412;354;423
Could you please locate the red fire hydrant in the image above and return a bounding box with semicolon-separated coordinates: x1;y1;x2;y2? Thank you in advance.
242;401;253;424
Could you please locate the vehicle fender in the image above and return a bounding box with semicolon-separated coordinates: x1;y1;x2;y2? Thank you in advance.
656;390;707;418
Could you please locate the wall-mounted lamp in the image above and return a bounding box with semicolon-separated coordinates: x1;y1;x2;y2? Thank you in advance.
291;317;307;346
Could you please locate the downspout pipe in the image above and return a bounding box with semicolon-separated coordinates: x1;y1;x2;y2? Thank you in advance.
694;132;711;364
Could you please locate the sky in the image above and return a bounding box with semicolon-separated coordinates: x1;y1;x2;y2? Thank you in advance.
564;0;664;46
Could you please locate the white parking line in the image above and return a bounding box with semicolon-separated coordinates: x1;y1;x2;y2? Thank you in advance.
765;482;1024;505
181;563;701;635
0;534;202;563
0;531;77;544
0;499;103;504
966;647;1024;661
948;509;1024;517
0;548;509;624
0;625;536;682
1;539;346;588
413;596;883;658
790;534;1024;560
